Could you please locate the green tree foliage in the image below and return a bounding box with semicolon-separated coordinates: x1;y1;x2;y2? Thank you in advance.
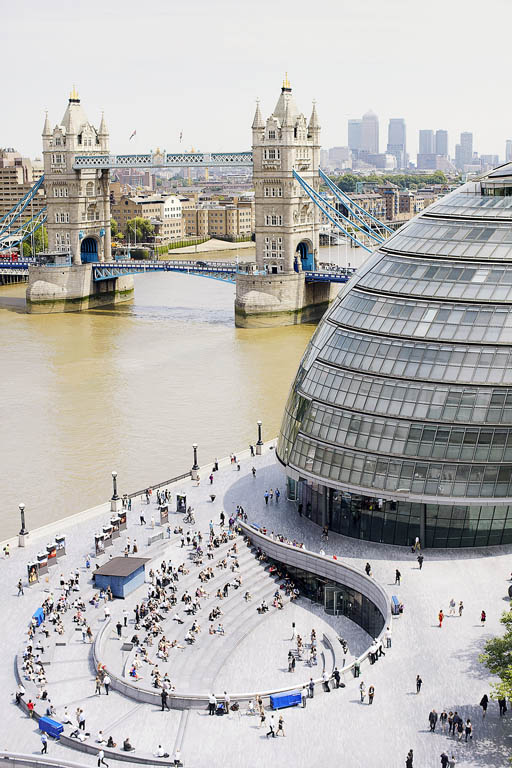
110;218;119;237
126;217;155;243
22;224;48;257
479;610;512;700
333;171;452;193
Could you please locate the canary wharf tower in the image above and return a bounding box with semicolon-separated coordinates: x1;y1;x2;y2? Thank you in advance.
278;165;512;547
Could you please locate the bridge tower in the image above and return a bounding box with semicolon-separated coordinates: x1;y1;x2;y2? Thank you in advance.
235;77;338;327
42;87;111;264
26;90;133;313
253;74;320;275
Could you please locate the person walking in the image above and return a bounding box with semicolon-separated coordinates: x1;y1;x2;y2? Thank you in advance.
322;671;330;692
301;686;307;708
440;753;449;768
480;694;488;718
161;688;170;711
308;678;314;698
359;681;366;703
97;749;108;767
95;676;102;695
480;610;486;627
266;715;276;738
438;609;444;628
498;696;507;716
449;598;456;616
78;709;86;730
416;675;422;693
17;579;24;596
465;719;473;742
275;488;280;503
208;693;216;715
41;734;48;754
429;709;438;732
440;710;448;733
395;569;401;585
406;749;414;768
458;601;464;617
116;621;122;638
264;491;269;505
365;562;372;576
447;711;454;735
252;467;256;478
277;715;285;736
103;674;111;695
333;667;341;689
417;554;424;569
448;756;456;768
368;685;375;705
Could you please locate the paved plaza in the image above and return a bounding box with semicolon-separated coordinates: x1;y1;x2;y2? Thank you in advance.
1;443;511;767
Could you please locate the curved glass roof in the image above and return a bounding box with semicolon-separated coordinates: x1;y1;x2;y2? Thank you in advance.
278;167;512;503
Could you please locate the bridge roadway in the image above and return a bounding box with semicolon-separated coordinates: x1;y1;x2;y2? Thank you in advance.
0;258;355;285
73;151;253;170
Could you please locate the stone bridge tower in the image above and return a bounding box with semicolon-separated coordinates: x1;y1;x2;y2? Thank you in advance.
252;75;321;274
42;87;111;264
235;77;338;327
26;90;133;313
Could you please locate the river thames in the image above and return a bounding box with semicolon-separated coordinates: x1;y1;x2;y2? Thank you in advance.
0;243;366;537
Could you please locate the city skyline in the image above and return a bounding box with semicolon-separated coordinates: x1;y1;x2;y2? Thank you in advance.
3;0;512;162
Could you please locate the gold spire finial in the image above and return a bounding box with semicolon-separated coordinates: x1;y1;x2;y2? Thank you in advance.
283;72;290;89
69;84;79;101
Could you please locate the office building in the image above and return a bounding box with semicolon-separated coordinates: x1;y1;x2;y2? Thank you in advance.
435;130;449;157
387;118;407;169
506;140;512;163
278;163;512;548
348;119;362;151
361;110;379;154
419;130;434;155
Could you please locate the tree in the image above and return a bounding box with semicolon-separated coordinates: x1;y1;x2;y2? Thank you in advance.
126;217;154;243
479;610;512;700
22;224;48;257
111;218;119;238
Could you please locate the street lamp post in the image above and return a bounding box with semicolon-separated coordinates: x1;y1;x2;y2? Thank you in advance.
18;502;29;547
191;443;199;481
256;420;263;455
110;471;122;513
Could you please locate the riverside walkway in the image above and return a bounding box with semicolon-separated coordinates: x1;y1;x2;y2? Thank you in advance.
1;443;511;768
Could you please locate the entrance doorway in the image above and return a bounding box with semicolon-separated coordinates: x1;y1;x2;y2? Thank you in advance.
296;240;314;271
324;584;344;615
81;237;98;263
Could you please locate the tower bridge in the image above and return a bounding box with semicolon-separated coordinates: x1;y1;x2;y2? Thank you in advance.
6;79;388;321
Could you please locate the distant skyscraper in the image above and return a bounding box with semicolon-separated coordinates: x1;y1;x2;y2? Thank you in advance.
460;131;473;165
419;130;434;155
435;130;448;156
387;118;407;168
348;119;362;151
361;110;379;154
506;140;512;163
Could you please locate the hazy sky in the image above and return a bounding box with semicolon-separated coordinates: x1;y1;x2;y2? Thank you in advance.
4;0;512;161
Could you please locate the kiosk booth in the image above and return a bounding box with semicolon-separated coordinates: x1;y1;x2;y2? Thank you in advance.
55;534;66;558
93;557;149;598
176;494;186;513
94;533;105;556
37;552;48;575
46;543;57;567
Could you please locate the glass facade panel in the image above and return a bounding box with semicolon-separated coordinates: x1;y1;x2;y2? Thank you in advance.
278;170;512;547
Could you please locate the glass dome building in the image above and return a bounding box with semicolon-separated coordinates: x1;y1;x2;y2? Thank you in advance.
277;166;512;548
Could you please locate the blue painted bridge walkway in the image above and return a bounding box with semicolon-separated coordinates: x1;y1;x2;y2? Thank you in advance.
0;258;355;285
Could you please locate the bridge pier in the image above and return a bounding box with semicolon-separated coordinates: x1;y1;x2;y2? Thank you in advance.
25;264;134;314
234;272;339;328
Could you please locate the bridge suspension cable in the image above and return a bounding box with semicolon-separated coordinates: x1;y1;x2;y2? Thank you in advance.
318;168;394;238
0;176;45;239
293;170;373;253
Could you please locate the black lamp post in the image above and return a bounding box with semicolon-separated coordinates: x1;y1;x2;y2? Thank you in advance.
256;420;263;455
191;443;199;480
19;503;27;535
111;471;119;500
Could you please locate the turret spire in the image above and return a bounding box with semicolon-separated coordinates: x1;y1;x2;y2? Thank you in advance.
99;111;108;136
252;99;265;130
42;110;51;136
309;100;320;131
69;85;80;103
